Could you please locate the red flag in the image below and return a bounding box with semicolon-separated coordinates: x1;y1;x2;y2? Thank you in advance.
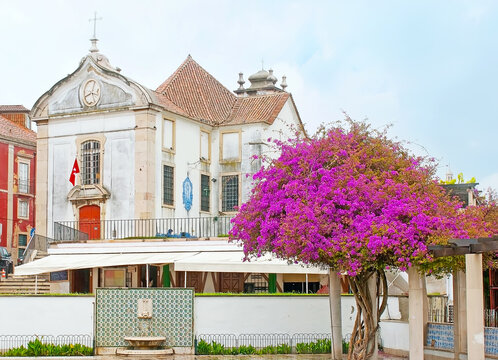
69;158;80;186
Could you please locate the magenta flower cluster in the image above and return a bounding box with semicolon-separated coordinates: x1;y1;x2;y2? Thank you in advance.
230;124;465;275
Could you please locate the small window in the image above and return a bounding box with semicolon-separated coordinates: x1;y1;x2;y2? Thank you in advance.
163;118;174;151
221;175;239;212
18;234;28;259
163;165;174;206
18;200;28;218
221;132;240;161
201;174;210;212
50;271;69;281
18;162;29;193
81;140;100;185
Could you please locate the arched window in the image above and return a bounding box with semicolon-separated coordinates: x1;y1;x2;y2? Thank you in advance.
81;140;101;185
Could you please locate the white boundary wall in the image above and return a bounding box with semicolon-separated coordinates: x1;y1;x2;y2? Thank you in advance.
0;296;94;336
0;294;408;352
195;295;357;336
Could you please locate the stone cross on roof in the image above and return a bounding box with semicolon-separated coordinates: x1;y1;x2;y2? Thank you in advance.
89;11;102;53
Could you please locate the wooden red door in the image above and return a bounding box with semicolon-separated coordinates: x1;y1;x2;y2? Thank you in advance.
79;205;100;240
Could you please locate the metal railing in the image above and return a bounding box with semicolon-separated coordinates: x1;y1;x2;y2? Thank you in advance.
54;216;235;241
196;333;340;351
53;222;89;242
485;309;498;327
16;179;35;195
428;295;451;323
20;234;54;264
0;334;93;354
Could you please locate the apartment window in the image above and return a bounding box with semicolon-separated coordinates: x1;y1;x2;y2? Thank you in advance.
201;174;210;212
18;234;27;259
18;162;29;193
200;131;210;161
163;118;175;151
163;165;174;206
221;132;240;162
81;140;100;185
221;175;239;212
18;200;28;219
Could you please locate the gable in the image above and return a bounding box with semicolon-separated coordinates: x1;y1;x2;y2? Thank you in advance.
31;56;154;119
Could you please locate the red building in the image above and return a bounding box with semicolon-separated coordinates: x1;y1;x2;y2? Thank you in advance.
0;105;36;263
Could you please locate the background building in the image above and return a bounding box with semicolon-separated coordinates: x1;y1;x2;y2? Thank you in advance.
0;106;36;265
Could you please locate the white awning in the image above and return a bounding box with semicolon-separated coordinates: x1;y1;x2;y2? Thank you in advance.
15;250;327;276
173;251;328;274
14;252;197;276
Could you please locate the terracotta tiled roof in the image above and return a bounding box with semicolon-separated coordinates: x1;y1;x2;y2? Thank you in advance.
0;105;30;113
226;93;290;125
156;56;237;125
154;93;190;118
156;56;293;126
0;115;36;144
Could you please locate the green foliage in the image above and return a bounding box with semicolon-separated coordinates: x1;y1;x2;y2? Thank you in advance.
196;339;211;354
343;339;349;354
196;340;291;355
1;339;93;357
296;338;331;354
238;345;256;355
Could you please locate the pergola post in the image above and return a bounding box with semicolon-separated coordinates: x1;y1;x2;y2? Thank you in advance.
329;269;343;360
465;253;485;360
453;270;467;358
408;266;425;360
367;273;378;360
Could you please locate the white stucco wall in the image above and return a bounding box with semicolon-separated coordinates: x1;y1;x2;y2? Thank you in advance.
0;296;94;336
379;320;410;351
0;294;407;352
195;295;357;336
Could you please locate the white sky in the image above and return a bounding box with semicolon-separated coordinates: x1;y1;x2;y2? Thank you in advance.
1;0;497;191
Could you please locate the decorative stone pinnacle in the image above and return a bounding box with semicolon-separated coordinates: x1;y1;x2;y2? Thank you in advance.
237;72;245;90
281;75;288;91
267;69;277;85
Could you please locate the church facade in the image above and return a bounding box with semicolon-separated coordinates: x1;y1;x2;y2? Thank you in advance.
27;39;321;293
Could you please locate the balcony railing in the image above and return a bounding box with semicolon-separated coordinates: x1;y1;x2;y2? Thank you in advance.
20;234;54;264
53;216;235;241
16;180;35;195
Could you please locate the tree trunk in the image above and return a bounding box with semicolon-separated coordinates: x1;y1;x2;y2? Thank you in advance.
329;268;343;360
347;269;388;360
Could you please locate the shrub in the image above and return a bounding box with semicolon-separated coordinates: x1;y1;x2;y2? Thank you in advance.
1;339;93;357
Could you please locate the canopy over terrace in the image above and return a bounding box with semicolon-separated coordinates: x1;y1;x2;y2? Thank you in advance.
14;240;327;276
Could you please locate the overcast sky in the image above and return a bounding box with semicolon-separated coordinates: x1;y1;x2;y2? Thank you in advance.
1;0;497;191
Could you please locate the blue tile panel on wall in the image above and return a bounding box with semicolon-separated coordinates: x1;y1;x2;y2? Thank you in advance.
426;323;454;350
95;288;194;348
485;327;498;355
426;323;498;355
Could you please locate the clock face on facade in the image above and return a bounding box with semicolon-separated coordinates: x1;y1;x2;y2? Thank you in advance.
82;79;101;106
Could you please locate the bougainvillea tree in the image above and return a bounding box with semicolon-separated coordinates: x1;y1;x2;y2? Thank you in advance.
230;120;471;360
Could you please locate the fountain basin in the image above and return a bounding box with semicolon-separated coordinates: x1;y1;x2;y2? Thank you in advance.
124;336;166;349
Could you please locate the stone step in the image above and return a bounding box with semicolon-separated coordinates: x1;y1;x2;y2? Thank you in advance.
0;271;52;294
115;348;174;358
0;282;50;287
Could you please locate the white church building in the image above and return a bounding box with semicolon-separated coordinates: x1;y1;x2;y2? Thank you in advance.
17;38;329;293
